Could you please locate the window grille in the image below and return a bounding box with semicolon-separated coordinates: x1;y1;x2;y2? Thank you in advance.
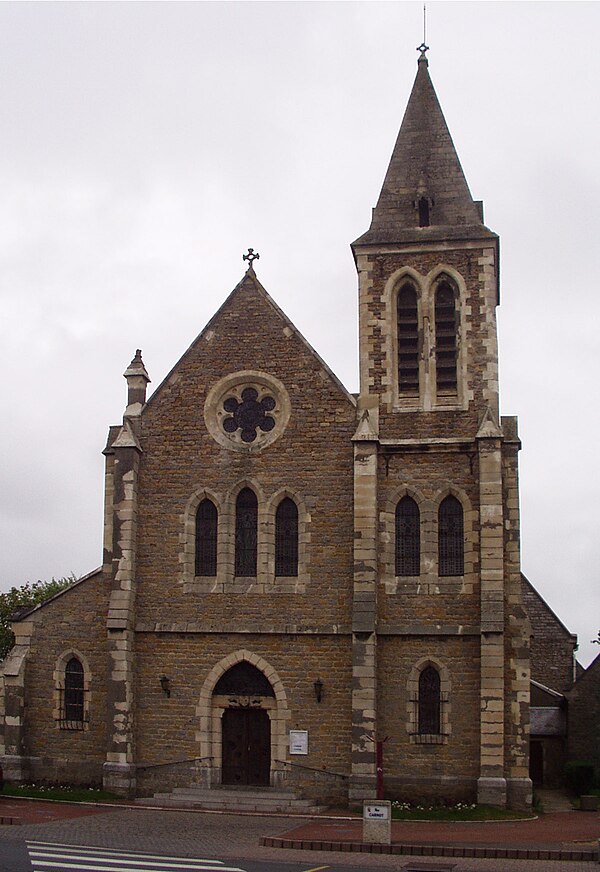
275;498;298;577
435;281;458;394
395;496;420;576
438;495;464;576
58;657;87;730
418;666;441;734
235;488;258;576
195;498;218;576
397;283;419;395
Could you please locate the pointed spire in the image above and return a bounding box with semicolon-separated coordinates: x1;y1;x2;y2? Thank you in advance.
354;54;490;245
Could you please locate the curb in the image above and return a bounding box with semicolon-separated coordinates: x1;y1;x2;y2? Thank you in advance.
260;836;597;862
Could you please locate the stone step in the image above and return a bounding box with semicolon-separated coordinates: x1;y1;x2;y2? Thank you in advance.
135;786;322;814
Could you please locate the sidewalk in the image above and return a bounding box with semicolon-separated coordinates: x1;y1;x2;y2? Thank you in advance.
1;796;599;864
262;809;600;862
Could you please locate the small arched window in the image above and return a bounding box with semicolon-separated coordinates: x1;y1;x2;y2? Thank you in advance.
397;283;419;396
195;498;218;576
395;496;420;576
235;488;258;576
438;495;464;576
435;280;458;395
64;657;84;727
418;196;430;227
275;498;298;577
418;665;441;735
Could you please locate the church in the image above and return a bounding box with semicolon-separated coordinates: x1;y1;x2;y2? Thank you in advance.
1;48;535;811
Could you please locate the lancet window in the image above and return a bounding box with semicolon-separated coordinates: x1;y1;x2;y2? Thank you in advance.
438;495;464;576
275;498;298;577
235;488;258;576
434;279;458;394
396;282;420;396
195;498;218;576
395;496;420;576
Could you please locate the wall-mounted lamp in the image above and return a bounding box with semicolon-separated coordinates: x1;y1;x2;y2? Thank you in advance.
313;677;323;704
160;675;171;698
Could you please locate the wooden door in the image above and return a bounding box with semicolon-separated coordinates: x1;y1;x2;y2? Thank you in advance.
221;708;270;785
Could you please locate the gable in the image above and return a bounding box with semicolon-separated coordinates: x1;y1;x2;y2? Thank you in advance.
143;270;356;425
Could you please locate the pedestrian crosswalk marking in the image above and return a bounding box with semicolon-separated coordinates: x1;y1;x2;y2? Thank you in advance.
26;841;247;872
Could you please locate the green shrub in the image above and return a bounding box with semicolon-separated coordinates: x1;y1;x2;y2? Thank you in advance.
565;761;595;796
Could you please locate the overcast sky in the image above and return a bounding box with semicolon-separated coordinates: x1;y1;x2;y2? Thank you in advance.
1;1;599;666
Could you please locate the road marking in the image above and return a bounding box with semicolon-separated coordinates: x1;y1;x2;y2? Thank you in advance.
26;841;247;872
301;867;331;871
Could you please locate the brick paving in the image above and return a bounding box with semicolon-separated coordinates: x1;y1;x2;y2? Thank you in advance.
0;799;598;871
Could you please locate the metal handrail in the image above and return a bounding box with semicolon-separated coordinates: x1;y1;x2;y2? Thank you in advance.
136;756;213;772
274;759;348;780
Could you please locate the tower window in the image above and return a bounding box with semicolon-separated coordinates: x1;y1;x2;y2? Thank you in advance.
397;283;419;395
235;488;258;576
438;495;464;576
418;197;430;227
195;498;218;576
395;496;420;576
275;498;298;577
435;280;458;395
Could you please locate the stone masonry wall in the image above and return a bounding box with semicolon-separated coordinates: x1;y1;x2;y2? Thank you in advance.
134;632;353;795
378;635;481;803
567;656;600;776
134;278;356;633
358;243;499;438
521;577;576;693
20;574;110;785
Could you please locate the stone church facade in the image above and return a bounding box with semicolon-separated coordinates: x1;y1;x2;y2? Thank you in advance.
1;52;533;810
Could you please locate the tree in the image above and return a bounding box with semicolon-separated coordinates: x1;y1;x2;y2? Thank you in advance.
0;576;75;660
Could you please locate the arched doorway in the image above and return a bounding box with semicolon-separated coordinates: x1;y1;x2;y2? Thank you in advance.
214;661;275;786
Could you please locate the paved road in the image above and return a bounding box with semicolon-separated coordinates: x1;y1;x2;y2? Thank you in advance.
0;805;597;872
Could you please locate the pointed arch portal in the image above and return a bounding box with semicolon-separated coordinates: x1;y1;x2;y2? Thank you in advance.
197;650;290;788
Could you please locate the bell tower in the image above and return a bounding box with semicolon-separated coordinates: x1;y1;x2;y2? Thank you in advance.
349;49;531;809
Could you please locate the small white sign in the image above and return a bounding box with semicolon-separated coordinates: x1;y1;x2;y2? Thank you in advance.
364;804;389;820
289;729;309;755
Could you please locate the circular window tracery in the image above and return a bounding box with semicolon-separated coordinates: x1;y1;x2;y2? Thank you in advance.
204;371;291;451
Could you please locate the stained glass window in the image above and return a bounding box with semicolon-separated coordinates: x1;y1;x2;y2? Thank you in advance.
275;498;298;577
195;498;217;576
418;666;441;735
235;488;258;576
395;496;420;576
438;495;464;576
64;657;84;725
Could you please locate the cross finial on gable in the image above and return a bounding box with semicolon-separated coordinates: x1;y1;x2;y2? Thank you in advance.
243;248;260;271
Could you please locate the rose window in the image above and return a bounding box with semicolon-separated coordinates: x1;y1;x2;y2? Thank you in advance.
222;388;276;444
204;371;291;452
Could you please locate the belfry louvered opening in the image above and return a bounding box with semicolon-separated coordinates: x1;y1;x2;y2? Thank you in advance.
397;282;419;395
434;279;458;395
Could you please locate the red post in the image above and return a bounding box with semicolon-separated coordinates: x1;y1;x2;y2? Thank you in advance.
376;740;384;799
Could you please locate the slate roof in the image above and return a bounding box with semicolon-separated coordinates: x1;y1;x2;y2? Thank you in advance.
354;52;496;246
